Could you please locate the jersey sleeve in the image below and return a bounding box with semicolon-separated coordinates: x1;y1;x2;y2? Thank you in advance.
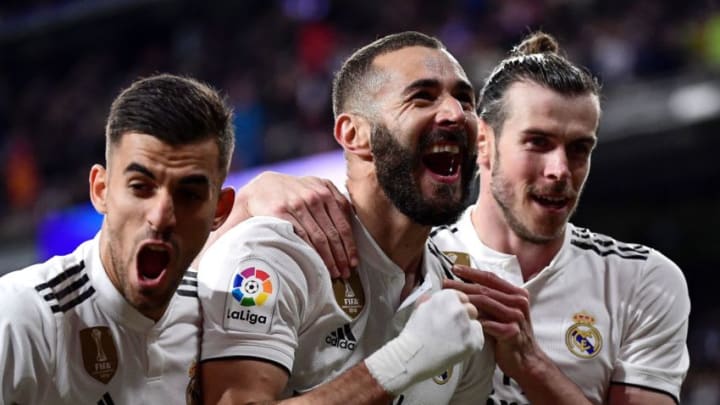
611;250;690;402
0;271;56;404
198;217;320;373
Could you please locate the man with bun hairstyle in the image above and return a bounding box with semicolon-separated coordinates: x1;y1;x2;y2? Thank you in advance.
197;31;493;404
224;31;690;405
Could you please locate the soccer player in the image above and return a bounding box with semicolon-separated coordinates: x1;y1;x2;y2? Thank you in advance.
197;32;492;404
0;74;236;404
225;32;690;405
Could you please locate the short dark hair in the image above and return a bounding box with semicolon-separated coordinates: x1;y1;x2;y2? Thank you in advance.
332;31;445;119
478;31;601;133
105;74;235;177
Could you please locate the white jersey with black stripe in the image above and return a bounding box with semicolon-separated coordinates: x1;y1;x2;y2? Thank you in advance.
430;205;690;405
0;234;201;405
198;214;494;404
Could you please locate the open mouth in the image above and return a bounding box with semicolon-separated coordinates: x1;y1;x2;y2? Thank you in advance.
422;143;461;177
532;194;570;210
137;245;170;280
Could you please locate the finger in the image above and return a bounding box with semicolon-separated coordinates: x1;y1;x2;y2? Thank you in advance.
323;181;358;278
452;265;529;298
465;302;478;320
471;294;528;326
304;183;353;279
443;279;530;320
289;203;340;278
453;290;470;303
479;319;522;340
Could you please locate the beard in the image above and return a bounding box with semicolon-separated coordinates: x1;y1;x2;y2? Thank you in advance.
371;122;477;226
490;147;583;244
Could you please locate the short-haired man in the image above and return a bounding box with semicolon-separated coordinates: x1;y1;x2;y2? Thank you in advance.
0;74;236;404
197;31;492;404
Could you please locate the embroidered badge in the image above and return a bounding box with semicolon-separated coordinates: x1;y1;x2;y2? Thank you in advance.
224;264;277;333
443;251;471;267
80;327;118;384
332;272;365;319
565;311;603;359
432;366;453;385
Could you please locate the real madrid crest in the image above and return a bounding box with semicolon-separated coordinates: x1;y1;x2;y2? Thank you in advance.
565;311;603;359
80;326;118;384
332;271;365;319
432;367;453;385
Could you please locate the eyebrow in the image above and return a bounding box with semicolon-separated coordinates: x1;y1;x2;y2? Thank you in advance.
402;78;475;98
124;162;211;186
525;128;598;144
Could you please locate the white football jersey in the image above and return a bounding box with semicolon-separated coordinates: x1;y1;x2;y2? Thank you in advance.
430;206;690;405
0;234;201;405
198;215;494;404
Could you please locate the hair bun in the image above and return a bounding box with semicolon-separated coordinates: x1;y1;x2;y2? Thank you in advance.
511;31;559;56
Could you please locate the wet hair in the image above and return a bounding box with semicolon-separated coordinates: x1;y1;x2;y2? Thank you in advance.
477;31;601;133
332;31;445;119
105;73;235;177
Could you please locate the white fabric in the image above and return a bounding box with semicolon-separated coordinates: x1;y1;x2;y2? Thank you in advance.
0;234;201;405
364;289;485;395
198;215;494;403
431;205;690;405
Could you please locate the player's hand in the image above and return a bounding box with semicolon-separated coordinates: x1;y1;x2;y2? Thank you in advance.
444;265;542;382
365;290;484;395
221;171;358;278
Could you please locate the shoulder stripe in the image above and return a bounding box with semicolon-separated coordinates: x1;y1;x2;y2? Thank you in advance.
35;260;96;313
51;286;96;313
43;274;91;302
571;228;650;254
34;261;85;292
176;289;198;298
180;278;198;287
185;270;198;279
427;240;457;280
429;225;458;238
570;240;649;261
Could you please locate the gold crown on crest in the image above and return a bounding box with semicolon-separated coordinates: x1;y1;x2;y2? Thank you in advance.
572;311;595;324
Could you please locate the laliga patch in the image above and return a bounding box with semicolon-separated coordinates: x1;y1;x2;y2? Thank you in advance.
79;326;118;384
443;251;471;266
224;264;278;333
565;311;603;359
332;271;365;319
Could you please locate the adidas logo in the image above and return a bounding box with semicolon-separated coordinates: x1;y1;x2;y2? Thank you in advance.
325;324;357;351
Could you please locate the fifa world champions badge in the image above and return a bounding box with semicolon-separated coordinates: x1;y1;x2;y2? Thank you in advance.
332;272;365;319
565;311;603;359
80;327;118;384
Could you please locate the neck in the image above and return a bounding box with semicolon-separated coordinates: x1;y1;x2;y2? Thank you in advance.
346;175;430;278
471;191;565;282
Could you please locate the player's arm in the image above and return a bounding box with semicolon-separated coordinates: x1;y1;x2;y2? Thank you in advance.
202;290;484;405
446;265;594;405
216;171;357;278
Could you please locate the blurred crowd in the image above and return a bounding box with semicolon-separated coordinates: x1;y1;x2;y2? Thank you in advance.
0;0;719;402
1;0;719;224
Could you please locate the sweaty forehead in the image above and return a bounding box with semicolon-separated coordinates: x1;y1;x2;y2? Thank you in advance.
372;46;468;89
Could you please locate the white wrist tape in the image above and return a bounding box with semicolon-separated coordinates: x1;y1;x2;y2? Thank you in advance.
364;289;484;395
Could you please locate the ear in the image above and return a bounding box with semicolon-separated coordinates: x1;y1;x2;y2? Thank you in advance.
89;164;108;215
211;187;236;231
334;113;372;160
477;118;495;170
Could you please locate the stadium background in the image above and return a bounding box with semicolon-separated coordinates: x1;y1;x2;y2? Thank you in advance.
0;0;718;402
